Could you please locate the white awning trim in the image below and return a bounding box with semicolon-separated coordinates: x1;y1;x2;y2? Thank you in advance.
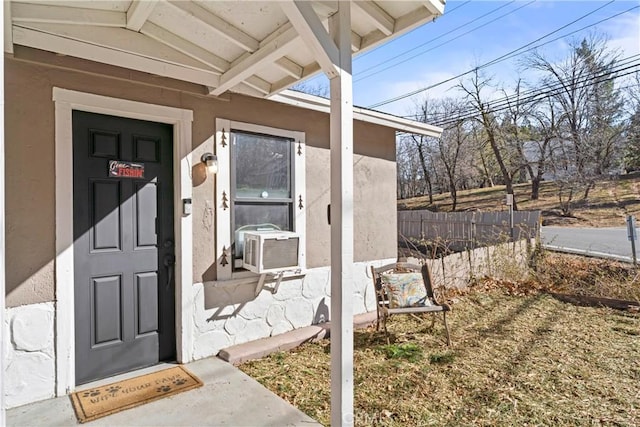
270;90;443;138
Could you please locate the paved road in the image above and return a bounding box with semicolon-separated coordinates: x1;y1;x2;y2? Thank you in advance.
541;226;639;262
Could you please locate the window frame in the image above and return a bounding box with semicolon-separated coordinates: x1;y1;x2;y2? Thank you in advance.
230;129;295;268
215;119;306;280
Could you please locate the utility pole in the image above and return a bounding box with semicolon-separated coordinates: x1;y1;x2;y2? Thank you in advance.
506;194;514;240
627;215;637;267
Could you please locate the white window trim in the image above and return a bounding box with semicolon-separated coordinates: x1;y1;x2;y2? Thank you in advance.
53;88;194;395
215;118;306;281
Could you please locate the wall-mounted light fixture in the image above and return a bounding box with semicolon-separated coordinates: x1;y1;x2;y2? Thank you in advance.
201;152;218;175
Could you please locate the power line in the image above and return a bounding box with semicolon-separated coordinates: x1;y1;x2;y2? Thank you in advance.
354;0;473;62
369;0;620;108
404;56;639;124
395;76;633;141
368;0;630;109
355;1;520;81
412;54;640;122
435;63;640;127
434;65;640;128
395;82;639;138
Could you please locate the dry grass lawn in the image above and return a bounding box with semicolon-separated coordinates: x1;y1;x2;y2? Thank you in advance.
240;254;640;426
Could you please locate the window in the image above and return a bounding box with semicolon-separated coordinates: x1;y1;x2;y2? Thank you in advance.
231;131;294;267
215;119;306;280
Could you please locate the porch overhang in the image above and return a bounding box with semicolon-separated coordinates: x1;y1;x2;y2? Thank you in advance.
5;0;445;99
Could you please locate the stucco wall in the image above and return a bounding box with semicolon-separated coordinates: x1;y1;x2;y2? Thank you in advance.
4;48;397;307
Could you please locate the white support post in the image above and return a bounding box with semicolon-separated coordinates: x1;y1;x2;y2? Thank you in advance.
329;3;354;427
1;1;6;422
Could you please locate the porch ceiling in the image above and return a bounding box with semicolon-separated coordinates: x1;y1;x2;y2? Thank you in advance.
6;0;445;98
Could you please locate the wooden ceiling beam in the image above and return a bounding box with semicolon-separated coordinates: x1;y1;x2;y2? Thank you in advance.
280;0;339;79
209;22;299;96
168;1;259;53
11;3;124;27
13;25;220;87
353;1;394;36
126;0;158;32
141;22;227;73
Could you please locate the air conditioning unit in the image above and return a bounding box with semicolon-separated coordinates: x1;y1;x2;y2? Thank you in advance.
242;230;300;274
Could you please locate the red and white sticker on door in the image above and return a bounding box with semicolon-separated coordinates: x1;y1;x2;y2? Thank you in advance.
109;160;145;179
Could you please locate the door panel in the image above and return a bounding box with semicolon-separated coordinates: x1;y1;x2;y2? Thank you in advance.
136;272;159;336
92;275;122;345
90;130;120;158
73;111;175;385
92;181;122;251
134;135;160;162
135;182;158;248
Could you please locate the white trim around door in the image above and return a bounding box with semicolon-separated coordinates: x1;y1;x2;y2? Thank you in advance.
52;88;193;395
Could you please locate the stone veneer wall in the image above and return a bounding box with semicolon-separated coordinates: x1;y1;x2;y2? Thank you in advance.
3;302;56;408
420;239;535;289
190;259;394;360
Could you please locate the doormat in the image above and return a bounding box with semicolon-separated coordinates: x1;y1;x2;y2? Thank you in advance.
70;366;203;423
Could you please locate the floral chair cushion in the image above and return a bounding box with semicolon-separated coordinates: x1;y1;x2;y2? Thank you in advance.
380;272;431;308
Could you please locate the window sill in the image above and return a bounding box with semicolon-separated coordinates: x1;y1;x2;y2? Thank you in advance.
206;268;307;290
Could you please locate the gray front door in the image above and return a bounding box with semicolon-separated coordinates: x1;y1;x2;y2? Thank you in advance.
73;111;175;385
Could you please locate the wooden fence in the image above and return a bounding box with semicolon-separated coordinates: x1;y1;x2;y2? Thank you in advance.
398;210;541;252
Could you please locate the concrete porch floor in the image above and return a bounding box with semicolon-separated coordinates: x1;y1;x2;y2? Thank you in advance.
6;356;322;426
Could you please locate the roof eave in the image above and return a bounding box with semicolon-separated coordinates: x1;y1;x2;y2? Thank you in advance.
269;90;443;138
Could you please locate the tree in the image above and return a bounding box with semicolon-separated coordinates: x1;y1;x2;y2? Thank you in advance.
524;34;625;196
524;34;626;213
469;121;498;188
499;79;544;199
458;69;519;210
290;82;329;98
624;108;640;172
409;134;435;204
526;97;560;200
434;99;470;211
396;137;427;199
409;97;473;210
623;72;640;173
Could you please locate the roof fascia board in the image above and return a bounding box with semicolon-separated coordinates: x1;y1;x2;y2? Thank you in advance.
359;5;438;55
270;90;442;138
422;0;446;16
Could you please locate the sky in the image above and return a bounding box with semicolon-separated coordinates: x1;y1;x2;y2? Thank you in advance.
299;0;640;118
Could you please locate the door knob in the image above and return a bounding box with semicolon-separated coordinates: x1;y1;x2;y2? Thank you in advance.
163;254;176;266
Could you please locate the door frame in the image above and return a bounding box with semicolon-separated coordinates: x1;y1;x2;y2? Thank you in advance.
53;88;194;395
